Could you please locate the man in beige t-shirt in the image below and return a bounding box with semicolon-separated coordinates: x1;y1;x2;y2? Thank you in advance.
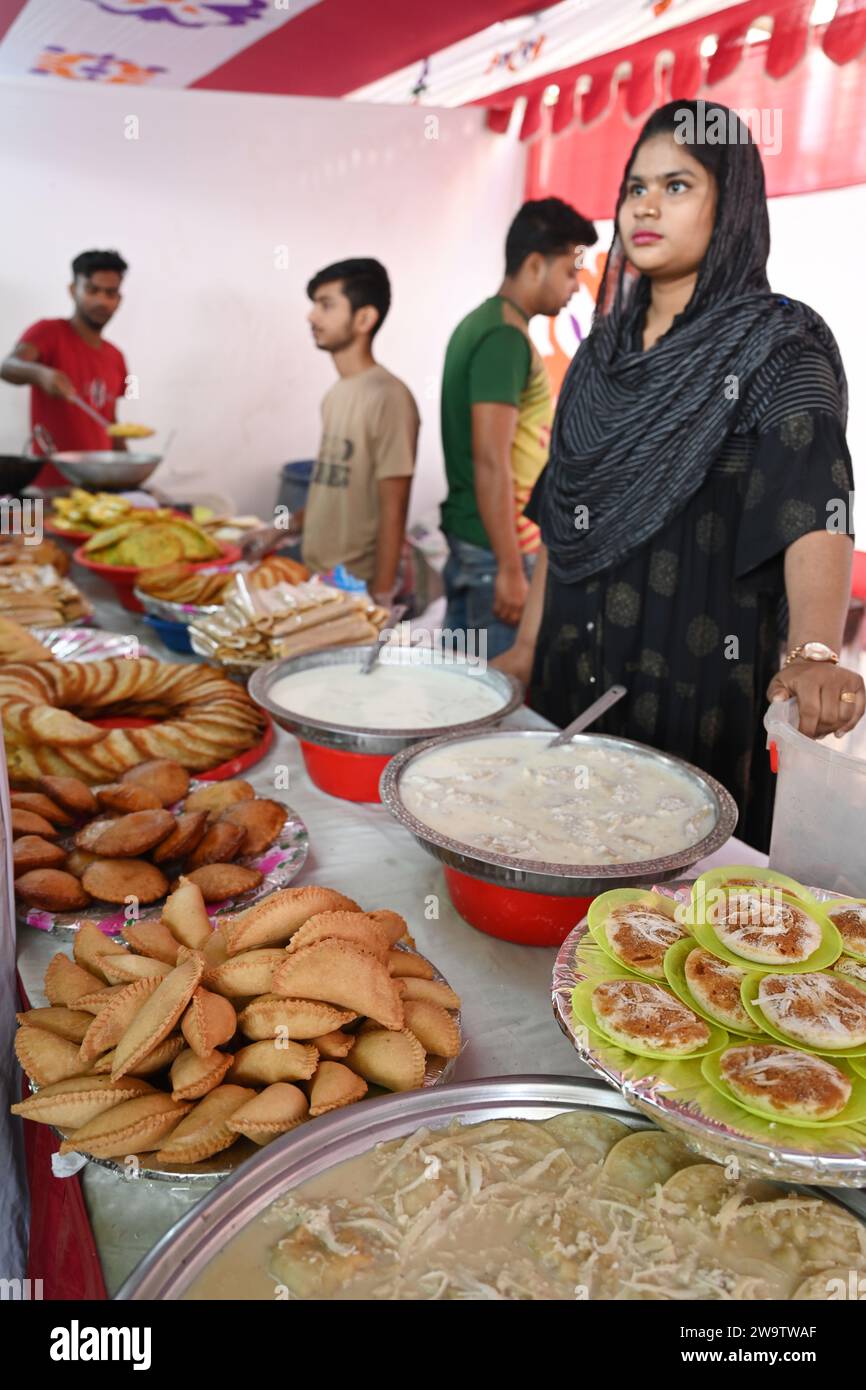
302;259;419;601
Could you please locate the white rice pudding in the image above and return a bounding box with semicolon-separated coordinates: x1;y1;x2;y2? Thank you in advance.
400;735;717;865
268;663;506;731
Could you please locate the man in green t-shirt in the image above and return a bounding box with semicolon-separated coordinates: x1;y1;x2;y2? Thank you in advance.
440;198;597;659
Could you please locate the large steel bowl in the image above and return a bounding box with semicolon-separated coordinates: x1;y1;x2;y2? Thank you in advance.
248;645;523;757
51;451;162;491
380;727;739;898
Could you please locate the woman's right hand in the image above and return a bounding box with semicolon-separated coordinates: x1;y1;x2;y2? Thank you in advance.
491;641;534;685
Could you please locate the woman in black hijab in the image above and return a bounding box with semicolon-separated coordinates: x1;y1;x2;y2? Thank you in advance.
496;100;864;850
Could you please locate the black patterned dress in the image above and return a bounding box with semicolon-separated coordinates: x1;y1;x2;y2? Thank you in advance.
526;346;853;851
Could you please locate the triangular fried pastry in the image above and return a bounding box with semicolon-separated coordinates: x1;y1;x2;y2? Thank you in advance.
226;1083;309;1145
205;949;285;998
122;919;181;965
15;1025;92;1086
153;1085;255;1164
346;1028;426;1092
271;940;404;1031
386;949;435;980
227;1039;318;1085
161;877;212;949
58;1093;192;1158
100;954;172;985
92;1035;184;1076
402;1000;462;1058
311;1030;356;1060
366;910;411;947
74;985;129;1015
181;988;237;1057
224;886;361;955
78;977;162;1066
110;954;204;1079
73;921;130;983
16;1007;92;1044
169;1047;232;1100
11;1076;153;1129
397;978;461;1010
308;1061;368;1116
44;954;103;1007
287;912;391;961
236;996;356;1041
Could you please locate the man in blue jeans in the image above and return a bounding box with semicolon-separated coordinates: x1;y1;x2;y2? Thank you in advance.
440;198;596;659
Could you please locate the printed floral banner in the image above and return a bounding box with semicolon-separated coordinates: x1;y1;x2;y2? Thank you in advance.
0;0;322;87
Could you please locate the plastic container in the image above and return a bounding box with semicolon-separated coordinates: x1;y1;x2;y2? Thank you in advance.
143;613;193;654
765;697;866;896
73;542;242;612
277;459;314;517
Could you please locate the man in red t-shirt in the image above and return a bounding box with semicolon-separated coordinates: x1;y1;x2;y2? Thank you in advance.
1;249;130;488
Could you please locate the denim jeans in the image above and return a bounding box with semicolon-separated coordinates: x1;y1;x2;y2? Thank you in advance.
442;534;537;662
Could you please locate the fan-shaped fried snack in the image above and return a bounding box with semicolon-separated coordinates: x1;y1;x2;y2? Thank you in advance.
170;1047;233;1100
226;886;362;955
153;1085;255;1165
152;812;209;865
347;1028;426;1092
13;834;67;874
100;954;172;985
74;920;130;982
200;922;230;969
110;954;204;1080
161;876;212;948
122;919;181;965
11;1075;153;1129
287;912;391;961
15;868;91;912
10;792;73;826
64;849;98;880
96;784;163;814
237;996;356;1041
74;819;119;852
366;910;411;947
58;1092;193;1158
15;1025;90;1086
312;1030;356;1060
185;821;246;870
16;1006;92;1044
309;1061;368;1116
182;864;263;902
206;949;286;999
75;985;128;1015
121;759;190;806
227;1040;318;1085
78;977;163;1066
181;988;237;1057
217;799;287;856
44;953;103;1007
402;1000;461;1058
11;808;59;839
93;1034;184;1077
272;940;404;1030
397;978;461;1010
82;858;169;905
90;809;176;858
226;1083;309;1145
37;775;97;817
386;949;435;980
184;780;255;820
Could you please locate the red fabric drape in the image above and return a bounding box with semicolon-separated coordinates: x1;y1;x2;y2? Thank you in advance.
706;18;751;84
765;1;811;79
552;76;578;135
823;0;866;63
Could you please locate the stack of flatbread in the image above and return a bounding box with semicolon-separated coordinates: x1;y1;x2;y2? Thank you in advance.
190;575;387;669
0;563;92;627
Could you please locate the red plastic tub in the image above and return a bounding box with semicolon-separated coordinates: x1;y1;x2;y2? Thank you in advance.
298;740;391;802
73;542;241;612
444;865;594;947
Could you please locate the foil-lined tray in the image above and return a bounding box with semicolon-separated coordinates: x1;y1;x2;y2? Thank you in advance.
32;626;157;661
553;880;866;1186
20;782;310;938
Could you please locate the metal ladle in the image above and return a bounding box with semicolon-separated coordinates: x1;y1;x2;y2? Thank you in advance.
547;683;628;746
359;604;408;674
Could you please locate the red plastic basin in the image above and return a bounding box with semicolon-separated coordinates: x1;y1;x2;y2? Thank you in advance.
299;739;391;802
73;542;241;613
443;864;594;947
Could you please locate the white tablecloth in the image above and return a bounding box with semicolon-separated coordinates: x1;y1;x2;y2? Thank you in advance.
13;571;768;1292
